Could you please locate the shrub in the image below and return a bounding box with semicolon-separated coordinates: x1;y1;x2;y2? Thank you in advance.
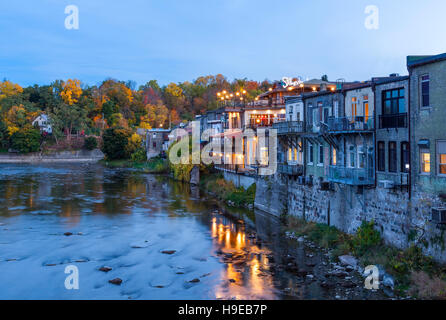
126;133;142;155
351;220;382;255
101;127;132;160
10;126;41;153
131;148;147;162
83;136;98;150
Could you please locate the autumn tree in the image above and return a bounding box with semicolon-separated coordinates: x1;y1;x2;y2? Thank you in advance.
140;102;169;129
0;80;23;101
61;79;82;105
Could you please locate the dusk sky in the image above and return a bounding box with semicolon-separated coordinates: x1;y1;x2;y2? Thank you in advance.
1;0;445;87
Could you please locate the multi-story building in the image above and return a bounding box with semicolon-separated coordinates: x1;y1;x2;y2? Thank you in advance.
374;76;410;189
271;79;337;177
325;82;375;187
303;89;345;186
407;53;446;197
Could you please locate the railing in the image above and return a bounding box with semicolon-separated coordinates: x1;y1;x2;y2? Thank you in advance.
246;100;270;107
278;164;304;176
379;113;407;129
272;121;305;135
328;166;374;185
327;116;375;132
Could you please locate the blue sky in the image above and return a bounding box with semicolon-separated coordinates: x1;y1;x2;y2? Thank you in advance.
1;0;445;87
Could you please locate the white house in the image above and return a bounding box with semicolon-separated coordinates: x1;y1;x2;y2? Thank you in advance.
32;114;52;134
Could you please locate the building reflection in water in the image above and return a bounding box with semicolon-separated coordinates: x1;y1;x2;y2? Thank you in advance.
211;215;276;300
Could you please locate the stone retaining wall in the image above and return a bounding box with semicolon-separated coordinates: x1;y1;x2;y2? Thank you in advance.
0;149;104;163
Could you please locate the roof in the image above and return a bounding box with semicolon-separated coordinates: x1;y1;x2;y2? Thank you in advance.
258;79;337;99
373;75;409;86
407;53;446;68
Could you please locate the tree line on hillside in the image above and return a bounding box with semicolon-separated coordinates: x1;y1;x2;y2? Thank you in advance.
0;76;273;156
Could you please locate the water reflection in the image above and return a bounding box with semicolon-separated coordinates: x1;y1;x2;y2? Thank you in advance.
0;164;295;300
210;214;276;299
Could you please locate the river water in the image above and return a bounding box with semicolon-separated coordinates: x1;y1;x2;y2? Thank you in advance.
0;164;383;300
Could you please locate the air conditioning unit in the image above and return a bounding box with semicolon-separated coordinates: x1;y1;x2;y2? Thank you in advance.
298;176;306;185
432;208;446;224
320;181;333;191
378;180;394;189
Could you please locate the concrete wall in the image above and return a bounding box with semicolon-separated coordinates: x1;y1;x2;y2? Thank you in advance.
223;171;256;189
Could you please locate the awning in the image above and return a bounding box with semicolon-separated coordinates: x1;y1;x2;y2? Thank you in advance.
418;139;430;148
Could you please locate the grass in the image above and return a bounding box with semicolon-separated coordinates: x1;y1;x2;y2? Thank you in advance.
285;216;446;297
199;172;256;209
101;156;169;174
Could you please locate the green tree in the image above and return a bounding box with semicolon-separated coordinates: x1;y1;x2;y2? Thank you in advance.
84;136;98;150
101;127;132;160
10;125;41;153
50;103;87;142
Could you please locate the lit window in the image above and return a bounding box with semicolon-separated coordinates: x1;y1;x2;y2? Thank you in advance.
420;149;430;173
332;148;337;165
437;141;446;176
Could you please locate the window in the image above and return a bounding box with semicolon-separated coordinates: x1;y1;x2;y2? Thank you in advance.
358;146;366;169
363;95;369;122
383;88;405;114
318;144;324;165
308;143;314;164
349;145;356;167
298;140;303;163
389;142;397;172
288;147;292;162
378;141;385;171
421;75;430;107
420;149;431;174
323;108;330;123
332;147;337;165
437;141;446;176
351;97;357;121
294;147;298;162
333;100;339;118
401;142;410;173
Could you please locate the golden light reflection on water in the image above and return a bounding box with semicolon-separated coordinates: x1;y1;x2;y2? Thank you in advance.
211;215;276;300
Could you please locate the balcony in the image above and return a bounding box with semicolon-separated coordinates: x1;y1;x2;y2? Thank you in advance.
328;166;374;185
327;116;374;133
278;164;304;176
379;113;407;129
272;121;305;135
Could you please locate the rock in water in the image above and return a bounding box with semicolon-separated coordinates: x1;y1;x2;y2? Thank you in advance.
190;166;200;185
99;266;112;273
109;278;123;285
338;255;358;268
189;278;200;283
161;250;177;255
64;232;73;236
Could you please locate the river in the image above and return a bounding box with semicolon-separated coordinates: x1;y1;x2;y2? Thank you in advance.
0;164;386;300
